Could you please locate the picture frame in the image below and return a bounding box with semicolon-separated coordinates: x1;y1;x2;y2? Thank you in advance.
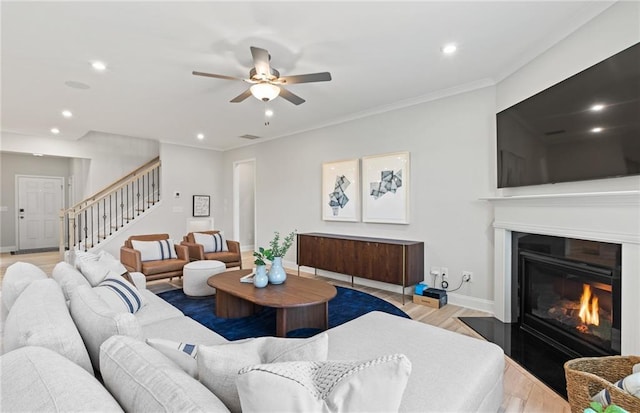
322;158;360;222
192;195;210;217
361;151;410;224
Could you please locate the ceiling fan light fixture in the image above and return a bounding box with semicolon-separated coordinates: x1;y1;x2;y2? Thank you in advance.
250;83;280;101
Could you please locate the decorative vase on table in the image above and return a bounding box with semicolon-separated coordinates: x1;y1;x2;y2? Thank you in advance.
253;265;268;288
268;257;287;284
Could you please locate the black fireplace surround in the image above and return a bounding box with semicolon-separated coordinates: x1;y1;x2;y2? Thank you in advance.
514;233;621;357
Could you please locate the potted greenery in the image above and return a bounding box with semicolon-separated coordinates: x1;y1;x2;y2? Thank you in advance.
253;230;296;285
252;248;270;288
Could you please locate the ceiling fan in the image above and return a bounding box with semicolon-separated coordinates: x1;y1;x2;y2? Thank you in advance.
193;46;331;105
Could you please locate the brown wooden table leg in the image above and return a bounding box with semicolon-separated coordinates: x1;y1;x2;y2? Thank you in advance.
215;290;256;318
275;302;329;337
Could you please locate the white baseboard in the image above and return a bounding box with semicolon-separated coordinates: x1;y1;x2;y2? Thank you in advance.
447;292;495;314
294;262;495;313
241;245;255;252
0;246;16;253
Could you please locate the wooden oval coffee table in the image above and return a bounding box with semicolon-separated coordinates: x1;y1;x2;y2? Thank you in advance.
208;269;337;337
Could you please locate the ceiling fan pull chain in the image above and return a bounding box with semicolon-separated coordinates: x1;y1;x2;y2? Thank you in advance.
264;102;270;126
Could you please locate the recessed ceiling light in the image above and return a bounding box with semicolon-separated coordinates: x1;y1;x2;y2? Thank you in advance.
591;127;603;133
441;43;457;55
33;153;44;157
265;109;274;117
591;104;605;111
62;110;73;118
196;133;204;140
91;61;107;71
50;128;60;135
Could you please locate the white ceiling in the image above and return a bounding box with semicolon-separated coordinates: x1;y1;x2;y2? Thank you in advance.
1;1;614;151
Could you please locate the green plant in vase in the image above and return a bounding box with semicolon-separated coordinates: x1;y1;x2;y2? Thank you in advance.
252;248;271;288
266;230;296;285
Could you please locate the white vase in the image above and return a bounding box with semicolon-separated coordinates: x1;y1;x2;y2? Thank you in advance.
268;257;287;284
254;265;268;288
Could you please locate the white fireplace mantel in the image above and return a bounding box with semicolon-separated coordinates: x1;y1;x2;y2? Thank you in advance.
486;190;640;354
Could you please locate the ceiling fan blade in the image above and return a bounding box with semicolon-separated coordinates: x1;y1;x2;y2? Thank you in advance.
230;89;253;103
192;71;243;81
279;72;332;84
279;87;306;105
250;46;271;77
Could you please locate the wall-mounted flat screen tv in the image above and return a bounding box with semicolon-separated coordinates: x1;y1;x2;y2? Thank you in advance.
497;42;640;188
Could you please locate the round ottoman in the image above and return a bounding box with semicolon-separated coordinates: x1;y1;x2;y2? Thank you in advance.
183;260;226;296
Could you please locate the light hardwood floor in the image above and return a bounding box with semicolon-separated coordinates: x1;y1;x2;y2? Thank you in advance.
0;250;570;413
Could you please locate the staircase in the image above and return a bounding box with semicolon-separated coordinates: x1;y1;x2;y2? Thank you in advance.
59;157;161;254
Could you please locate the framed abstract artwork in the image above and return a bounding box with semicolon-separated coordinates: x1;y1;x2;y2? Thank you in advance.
361;151;410;224
192;195;210;217
322;158;360;221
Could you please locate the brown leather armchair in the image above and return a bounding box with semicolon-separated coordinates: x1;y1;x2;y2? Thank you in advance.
181;230;242;269
120;234;189;281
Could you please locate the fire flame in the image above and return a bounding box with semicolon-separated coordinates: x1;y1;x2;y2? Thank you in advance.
578;284;599;326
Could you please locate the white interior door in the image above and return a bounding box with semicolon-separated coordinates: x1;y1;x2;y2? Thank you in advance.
17;175;64;250
233;160;256;251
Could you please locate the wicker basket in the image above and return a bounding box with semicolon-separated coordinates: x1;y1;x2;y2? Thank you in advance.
564;355;640;413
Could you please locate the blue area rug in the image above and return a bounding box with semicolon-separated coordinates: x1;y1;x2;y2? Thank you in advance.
157;286;410;340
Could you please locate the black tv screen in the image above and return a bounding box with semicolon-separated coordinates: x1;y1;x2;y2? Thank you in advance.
497;42;640;188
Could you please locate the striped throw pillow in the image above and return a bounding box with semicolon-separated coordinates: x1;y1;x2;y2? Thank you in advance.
131;239;178;261
193;232;229;253
95;272;144;314
146;338;199;378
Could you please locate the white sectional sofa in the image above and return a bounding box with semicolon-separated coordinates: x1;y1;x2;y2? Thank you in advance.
0;259;504;412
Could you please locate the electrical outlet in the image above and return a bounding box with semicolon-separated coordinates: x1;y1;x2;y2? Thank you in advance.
462;271;473;282
441;267;448;278
430;267;441;277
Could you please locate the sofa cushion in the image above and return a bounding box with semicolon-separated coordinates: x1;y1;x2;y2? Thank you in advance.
194;232;229;253
95;272;145;314
73;249;100;268
132;239;178;261
1;346;123;412
141;258;187;275
1;261;47;313
197;333;328;413
69;284;142;372
141;315;228;345
203;251;240;263
237;354;412;412
3;278;94;375
326;311;505;412
100;335;229;413
134;289;184;325
51;261;91;301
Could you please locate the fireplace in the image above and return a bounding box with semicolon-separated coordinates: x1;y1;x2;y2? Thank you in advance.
515;233;621;357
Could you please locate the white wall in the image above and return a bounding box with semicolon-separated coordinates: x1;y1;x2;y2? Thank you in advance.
237;161;255;249
222;86;497;309
82;142;225;258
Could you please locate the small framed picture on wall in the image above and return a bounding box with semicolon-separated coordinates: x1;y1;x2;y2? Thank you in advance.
193;195;210;217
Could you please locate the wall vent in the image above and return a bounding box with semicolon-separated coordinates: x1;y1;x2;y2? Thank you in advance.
239;134;261;140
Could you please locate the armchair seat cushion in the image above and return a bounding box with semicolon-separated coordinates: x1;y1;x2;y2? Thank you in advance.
203;251;241;263
142;259;188;276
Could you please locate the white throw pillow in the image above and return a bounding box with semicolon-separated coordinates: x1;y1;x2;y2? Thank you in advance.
197;333;328;413
74;250;100;269
78;257;128;287
146;338;199;378
100;335;230;413
131;239;178;261
237;354;412;413
194;232;229;253
95;271;145;314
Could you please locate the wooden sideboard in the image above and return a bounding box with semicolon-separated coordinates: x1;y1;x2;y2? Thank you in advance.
297;233;424;302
